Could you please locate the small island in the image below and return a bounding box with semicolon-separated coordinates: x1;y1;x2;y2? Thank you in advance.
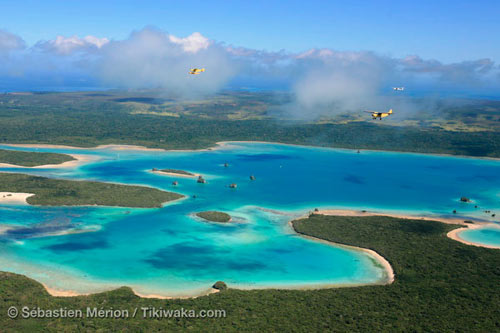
151;168;197;177
196;211;232;223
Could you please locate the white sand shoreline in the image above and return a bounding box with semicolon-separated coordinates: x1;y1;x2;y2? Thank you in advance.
447;224;500;249
215;141;500;161
3;141;500;161
150;169;199;178
2;143;164;151
0;192;35;205
315;209;473;225
40;283;220;299
133;288;220;300
288;217;394;285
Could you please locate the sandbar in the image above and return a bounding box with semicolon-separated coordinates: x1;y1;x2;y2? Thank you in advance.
0;192;35;205
315;209;472;225
151;169;200;178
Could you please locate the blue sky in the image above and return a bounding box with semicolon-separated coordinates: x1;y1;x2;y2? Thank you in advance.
2;0;499;63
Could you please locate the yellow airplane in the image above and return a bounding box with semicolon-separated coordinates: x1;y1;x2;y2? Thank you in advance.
365;109;393;120
189;68;205;75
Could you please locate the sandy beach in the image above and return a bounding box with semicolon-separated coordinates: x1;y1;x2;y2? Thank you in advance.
42;284;90;297
0;192;35;205
315;209;472;225
447;224;500;249
3;143;163;151
95;144;165;151
3;141;500;162
41;283;220;299
215;141;500;161
133;288;220;300
288;219;394;285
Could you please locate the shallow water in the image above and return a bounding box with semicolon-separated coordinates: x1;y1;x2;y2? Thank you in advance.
0;142;499;295
459;225;500;248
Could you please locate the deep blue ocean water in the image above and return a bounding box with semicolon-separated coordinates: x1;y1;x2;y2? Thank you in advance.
0;142;499;296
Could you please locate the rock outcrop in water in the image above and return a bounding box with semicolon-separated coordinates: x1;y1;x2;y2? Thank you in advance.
197;176;206;184
212;281;227;291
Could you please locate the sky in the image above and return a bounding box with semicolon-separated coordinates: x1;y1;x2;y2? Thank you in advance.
2;0;499;62
0;0;499;106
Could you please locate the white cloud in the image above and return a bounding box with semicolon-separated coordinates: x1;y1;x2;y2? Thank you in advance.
0;29;25;55
282;49;500;118
97;28;236;96
168;32;210;53
36;35;109;55
83;35;109;48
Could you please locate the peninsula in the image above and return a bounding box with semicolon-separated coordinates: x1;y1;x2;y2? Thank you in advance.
0;173;183;208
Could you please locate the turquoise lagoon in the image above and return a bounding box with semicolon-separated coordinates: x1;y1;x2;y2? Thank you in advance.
458;225;500;248
0;142;499;296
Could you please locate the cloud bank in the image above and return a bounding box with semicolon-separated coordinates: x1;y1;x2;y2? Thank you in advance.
35;35;109;55
97;28;236;96
0;29;26;55
0;27;499;115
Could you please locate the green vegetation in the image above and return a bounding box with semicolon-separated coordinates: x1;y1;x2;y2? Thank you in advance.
1;91;499;157
157;168;195;176
0;173;183;207
1;214;498;331
196;211;232;223
0;149;74;167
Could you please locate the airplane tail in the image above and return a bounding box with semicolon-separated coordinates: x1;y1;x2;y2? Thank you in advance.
388;109;393;114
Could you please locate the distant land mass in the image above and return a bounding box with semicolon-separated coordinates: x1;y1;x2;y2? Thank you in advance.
0;90;499;157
